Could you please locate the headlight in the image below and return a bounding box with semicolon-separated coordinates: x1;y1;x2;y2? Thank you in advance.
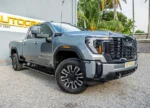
85;36;110;54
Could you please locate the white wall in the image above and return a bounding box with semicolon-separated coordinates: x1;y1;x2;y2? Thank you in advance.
0;31;25;59
0;0;77;60
0;0;77;24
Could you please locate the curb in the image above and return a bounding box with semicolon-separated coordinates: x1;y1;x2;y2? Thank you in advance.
137;39;150;43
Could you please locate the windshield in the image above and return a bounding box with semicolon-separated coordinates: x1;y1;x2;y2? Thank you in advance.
52;23;82;32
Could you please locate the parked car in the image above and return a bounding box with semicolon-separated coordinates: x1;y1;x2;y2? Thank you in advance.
9;22;138;94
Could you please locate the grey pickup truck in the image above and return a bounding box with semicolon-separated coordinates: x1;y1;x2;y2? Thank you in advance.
9;22;138;94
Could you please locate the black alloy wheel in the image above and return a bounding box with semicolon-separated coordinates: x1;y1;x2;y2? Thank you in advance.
60;65;84;89
12;55;17;69
55;58;87;94
12;54;23;71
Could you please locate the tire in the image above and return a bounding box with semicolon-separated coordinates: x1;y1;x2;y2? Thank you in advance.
55;58;87;94
12;53;23;71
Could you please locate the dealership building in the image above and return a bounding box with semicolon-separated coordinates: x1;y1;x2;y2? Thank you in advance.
0;0;77;61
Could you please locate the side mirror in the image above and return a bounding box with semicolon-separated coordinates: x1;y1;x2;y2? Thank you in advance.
31;26;41;34
36;34;50;38
36;34;52;42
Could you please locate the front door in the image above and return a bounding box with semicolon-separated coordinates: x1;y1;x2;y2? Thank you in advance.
33;23;53;66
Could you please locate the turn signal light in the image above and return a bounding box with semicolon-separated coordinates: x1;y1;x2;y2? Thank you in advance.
63;46;70;49
98;46;102;54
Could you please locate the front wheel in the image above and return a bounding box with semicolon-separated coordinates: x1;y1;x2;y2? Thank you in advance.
55;58;87;94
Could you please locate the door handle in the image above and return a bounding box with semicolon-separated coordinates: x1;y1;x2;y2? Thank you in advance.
34;42;38;44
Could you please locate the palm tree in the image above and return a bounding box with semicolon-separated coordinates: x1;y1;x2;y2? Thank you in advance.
77;0;127;31
78;0;102;30
100;0;127;20
145;0;150;38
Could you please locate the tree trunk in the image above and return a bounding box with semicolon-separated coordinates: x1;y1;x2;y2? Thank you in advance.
132;0;135;33
97;0;101;24
148;0;150;38
113;0;118;20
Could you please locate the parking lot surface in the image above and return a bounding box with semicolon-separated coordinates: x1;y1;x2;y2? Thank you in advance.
0;53;150;108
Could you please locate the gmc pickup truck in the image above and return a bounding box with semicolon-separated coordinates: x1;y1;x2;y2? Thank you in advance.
9;22;138;94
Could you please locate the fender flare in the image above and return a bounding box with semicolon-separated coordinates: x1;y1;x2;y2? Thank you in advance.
53;46;85;68
10;47;18;57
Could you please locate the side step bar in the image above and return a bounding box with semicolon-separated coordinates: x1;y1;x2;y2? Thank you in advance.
24;65;54;77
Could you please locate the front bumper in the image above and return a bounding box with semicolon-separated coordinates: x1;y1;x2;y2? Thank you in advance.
101;60;138;78
83;60;138;84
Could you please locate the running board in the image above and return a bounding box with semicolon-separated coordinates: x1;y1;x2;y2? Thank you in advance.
24;65;54;77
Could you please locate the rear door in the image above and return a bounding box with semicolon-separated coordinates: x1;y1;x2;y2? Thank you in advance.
23;28;38;62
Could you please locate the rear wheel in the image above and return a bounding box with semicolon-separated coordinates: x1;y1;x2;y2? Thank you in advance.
55;58;87;94
12;53;23;71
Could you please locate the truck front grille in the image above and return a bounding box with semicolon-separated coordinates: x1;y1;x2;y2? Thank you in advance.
109;37;137;61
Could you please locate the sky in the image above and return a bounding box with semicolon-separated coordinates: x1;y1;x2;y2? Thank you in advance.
120;0;148;32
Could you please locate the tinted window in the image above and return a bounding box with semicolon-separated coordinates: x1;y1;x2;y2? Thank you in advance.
40;24;53;36
52;23;82;32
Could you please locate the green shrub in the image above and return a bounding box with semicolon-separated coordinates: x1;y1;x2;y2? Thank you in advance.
98;20;124;32
135;30;145;33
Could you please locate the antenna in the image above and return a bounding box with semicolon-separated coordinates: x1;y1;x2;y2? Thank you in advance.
60;0;65;33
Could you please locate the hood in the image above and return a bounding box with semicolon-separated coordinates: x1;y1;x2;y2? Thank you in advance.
64;31;124;38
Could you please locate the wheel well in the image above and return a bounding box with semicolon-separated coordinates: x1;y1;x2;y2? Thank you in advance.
11;49;17;57
55;51;80;69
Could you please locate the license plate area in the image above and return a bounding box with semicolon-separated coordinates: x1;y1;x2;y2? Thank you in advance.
125;61;135;68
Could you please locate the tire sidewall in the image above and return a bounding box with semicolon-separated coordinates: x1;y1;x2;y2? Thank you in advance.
12;54;22;71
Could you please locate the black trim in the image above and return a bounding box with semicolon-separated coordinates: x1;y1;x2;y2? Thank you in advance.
10;47;25;62
117;68;136;77
80;59;87;82
105;68;137;81
20;55;25;61
103;53;113;62
53;46;84;68
84;66;137;85
103;41;116;63
24;65;54;75
101;58;138;64
103;53;137;64
102;38;137;63
94;61;103;78
10;47;18;58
